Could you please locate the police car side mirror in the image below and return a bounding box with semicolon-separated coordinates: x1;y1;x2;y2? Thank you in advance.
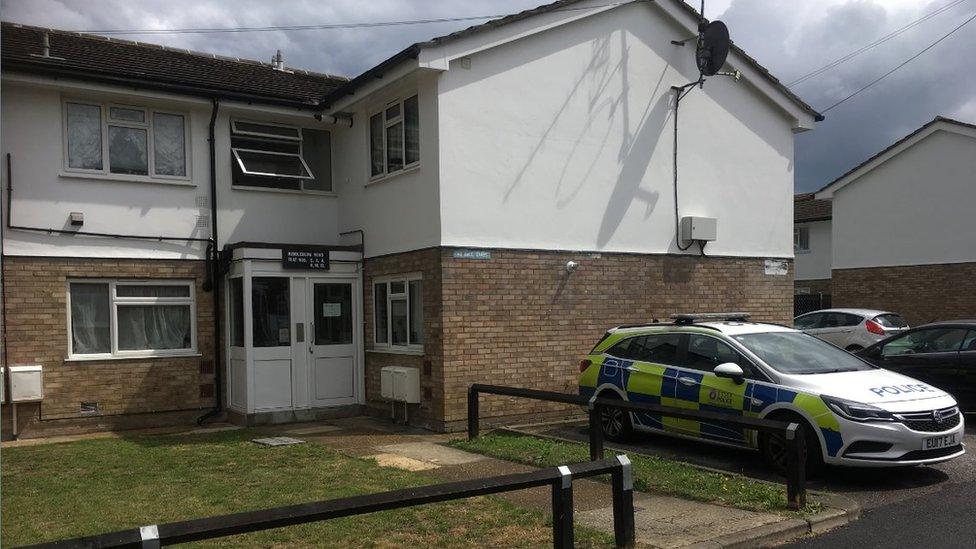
714;362;744;384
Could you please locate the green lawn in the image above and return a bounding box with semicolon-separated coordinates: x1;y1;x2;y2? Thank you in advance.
2;429;613;547
451;432;823;515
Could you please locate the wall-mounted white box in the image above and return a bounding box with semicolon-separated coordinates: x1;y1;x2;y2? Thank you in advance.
9;365;43;402
680;216;717;242
380;366;421;404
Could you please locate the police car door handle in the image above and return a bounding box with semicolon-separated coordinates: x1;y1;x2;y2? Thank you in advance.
678;376;697;386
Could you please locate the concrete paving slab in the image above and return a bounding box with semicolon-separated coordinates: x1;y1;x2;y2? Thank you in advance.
577;493;787;548
373;441;487;465
368;453;441;471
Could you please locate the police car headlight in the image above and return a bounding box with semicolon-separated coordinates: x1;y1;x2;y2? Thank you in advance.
821;395;894;422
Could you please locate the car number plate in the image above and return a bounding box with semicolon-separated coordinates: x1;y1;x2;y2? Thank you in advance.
922;433;956;450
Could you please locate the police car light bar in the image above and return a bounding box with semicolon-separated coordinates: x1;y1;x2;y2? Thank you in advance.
670;312;751;324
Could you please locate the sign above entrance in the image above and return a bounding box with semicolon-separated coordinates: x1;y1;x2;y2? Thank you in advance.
282;248;330;270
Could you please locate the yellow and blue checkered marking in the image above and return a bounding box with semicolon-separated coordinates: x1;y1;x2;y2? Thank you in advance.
579;353;846;456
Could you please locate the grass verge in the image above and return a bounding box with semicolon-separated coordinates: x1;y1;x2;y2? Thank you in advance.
451;431;824;515
2;429;613;547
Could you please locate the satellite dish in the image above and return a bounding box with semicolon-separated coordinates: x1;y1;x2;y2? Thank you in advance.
696;20;730;77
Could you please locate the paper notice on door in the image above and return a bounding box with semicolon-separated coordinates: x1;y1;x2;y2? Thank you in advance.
278;327;290;344
322;303;342;317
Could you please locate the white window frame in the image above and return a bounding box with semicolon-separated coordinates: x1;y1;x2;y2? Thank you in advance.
368;94;419;182
231;148;314;179
62;99;192;182
230;119;334;193
373;273;423;352
794;226;810;253
66;279;198;360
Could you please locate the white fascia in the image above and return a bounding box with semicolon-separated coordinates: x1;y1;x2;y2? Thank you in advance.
650;0;819;132
415;0;623;71
815;121;976;199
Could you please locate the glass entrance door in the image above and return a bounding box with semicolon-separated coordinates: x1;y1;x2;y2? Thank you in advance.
307;282;356;406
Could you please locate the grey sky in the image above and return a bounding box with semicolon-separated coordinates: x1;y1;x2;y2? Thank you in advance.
2;0;974;192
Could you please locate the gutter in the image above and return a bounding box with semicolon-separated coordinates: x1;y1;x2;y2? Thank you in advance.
197;98;223;425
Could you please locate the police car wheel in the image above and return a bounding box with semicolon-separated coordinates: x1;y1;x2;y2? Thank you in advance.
760;419;823;477
599;400;632;441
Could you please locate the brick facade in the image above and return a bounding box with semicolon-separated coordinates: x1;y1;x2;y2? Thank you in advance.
833;263;976;327
1;257;215;439
366;247;794;431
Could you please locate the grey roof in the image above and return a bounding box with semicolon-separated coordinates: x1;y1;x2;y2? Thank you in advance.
794;193;832;223
1;21;347;108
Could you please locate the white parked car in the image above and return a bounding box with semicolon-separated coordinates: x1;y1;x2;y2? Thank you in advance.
794;308;909;352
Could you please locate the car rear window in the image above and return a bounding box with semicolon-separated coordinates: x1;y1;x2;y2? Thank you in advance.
874;314;907;328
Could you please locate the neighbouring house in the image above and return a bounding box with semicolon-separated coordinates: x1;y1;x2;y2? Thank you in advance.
792;193;832;313
815;116;976;326
0;0;821;439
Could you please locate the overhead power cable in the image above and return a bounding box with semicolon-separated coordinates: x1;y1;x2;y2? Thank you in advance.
72;1;644;36
787;0;969;87
820;10;976;113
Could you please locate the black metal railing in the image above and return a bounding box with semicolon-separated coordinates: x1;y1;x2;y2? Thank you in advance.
468;383;807;509
794;293;831;317
20;457;635;549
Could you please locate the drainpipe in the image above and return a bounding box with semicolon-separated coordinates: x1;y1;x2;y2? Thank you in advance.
339;229;367;389
197;98;223;425
1;172;13;440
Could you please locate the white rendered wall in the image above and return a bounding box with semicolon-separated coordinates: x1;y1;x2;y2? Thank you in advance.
794;220;831;280
335;72;441;258
1;78;345;259
831;129;976;269
435;1;798;257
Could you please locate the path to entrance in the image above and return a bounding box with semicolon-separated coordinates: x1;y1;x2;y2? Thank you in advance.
259;417;847;548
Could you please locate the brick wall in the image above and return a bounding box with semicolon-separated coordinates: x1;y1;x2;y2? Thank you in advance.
363;248;443;429
1;257;215;438
366;247;793;432
833;263;976;326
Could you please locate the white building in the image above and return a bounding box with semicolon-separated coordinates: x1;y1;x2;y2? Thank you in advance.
814;116;976;326
793;193;832;298
1;0;820;438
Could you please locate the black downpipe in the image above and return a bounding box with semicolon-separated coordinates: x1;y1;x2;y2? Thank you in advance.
197;98;222;425
338;229;366;341
1;158;13;439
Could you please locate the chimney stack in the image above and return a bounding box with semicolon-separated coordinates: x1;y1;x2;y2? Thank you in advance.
272;49;284;71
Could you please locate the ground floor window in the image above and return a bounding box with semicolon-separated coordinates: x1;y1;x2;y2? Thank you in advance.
373;275;423;349
68;280;196;358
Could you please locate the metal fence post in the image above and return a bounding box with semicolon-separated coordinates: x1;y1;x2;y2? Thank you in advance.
467;386;479;440
784;422;807;510
611;455;636;548
588;396;604;461
551;466;575;549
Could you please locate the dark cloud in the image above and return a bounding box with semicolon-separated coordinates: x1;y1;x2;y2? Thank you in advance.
720;0;976;191
3;0;973;192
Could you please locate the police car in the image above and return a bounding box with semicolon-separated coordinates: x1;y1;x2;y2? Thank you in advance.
578;313;965;472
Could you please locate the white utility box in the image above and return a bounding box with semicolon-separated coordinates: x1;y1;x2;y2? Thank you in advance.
680;216;717;242
380;366;421;404
9;365;43;402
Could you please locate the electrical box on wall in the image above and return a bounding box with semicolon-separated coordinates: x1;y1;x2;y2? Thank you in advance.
9;365;43;402
380;366;421;404
680;216;717;242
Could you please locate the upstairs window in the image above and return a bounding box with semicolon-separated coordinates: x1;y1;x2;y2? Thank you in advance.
231;120;332;192
369;94;419;179
794;226;810;253
63;101;188;179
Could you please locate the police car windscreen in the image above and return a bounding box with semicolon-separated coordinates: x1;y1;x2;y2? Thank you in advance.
732;332;876;375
